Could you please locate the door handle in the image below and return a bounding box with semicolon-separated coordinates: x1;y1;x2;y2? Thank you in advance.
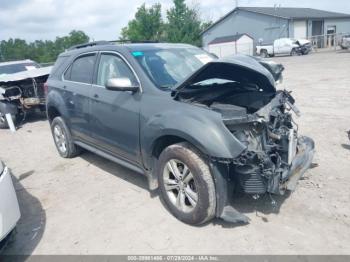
63;85;67;89
94;94;99;99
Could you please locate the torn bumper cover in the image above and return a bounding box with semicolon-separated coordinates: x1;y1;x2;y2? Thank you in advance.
283;136;315;191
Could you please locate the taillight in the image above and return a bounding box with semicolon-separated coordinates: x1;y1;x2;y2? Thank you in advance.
44;82;48;96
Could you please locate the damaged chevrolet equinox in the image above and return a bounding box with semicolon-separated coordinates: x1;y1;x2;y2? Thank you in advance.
47;42;315;225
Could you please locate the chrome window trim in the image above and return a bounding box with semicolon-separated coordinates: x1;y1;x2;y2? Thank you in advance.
61;51;98;85
95;51;143;93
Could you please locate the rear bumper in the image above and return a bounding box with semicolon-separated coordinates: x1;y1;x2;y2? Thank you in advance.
0;166;20;242
283;136;315;191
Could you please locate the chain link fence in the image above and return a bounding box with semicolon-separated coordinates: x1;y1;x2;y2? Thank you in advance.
307;32;350;51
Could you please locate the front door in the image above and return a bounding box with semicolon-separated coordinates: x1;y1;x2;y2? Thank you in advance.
90;52;141;164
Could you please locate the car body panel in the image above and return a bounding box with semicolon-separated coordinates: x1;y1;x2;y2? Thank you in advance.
0;162;20;242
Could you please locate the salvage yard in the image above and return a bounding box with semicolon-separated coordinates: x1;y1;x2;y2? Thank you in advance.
1;50;350;255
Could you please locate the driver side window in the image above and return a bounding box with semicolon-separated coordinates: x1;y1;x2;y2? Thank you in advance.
97;54;138;86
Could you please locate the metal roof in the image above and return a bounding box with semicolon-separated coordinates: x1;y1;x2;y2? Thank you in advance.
202;7;350;35
240;7;350;19
208;33;252;45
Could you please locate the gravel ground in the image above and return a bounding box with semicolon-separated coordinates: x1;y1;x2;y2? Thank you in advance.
1;50;350;255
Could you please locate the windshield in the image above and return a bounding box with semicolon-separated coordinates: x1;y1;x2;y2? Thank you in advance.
0;62;40;76
131;47;215;89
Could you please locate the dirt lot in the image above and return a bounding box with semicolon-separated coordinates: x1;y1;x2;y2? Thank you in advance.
1;50;350;255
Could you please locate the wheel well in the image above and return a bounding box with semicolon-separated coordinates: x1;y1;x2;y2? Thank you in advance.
152;135;186;159
47;106;61;123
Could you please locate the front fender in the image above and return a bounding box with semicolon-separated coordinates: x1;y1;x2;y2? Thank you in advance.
141;106;246;170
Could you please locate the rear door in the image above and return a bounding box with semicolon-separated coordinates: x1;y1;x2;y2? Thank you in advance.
89;51;141;164
62;53;97;142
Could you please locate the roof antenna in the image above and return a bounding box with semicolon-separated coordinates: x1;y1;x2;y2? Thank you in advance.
234;0;239;8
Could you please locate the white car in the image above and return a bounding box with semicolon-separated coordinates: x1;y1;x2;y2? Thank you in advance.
256;38;311;57
0;160;20;251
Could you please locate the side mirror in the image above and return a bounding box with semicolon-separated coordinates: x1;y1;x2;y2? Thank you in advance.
105;78;139;92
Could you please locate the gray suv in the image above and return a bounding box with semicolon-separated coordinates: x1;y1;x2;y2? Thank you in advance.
47;41;315;225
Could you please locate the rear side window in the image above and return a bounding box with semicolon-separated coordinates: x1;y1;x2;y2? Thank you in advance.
64;54;96;84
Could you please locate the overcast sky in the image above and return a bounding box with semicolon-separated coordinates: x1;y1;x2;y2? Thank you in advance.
0;0;349;42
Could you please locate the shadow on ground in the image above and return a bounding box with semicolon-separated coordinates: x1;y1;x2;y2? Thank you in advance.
16;111;47;130
80;151;292;227
80;151;149;192
3;173;46;255
341;144;350;151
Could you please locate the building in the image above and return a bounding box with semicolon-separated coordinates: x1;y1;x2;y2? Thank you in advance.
202;7;350;50
207;33;254;57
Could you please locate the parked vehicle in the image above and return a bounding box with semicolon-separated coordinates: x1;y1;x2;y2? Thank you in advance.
256;38;311;57
340;35;350;49
0;60;40;77
0;160;20;252
0;60;52;129
47;41;315;225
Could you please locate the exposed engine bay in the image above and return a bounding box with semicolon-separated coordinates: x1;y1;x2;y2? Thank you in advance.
174;56;315;197
0;67;51;127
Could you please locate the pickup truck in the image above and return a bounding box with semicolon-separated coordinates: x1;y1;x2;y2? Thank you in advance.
256;38;312;57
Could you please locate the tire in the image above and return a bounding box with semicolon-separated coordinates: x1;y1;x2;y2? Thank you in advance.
50;116;80;158
157;142;216;225
260;49;268;58
290;48;298;56
0;111;16;129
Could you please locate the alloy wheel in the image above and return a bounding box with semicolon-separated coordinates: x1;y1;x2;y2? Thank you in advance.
163;159;198;213
53;125;67;154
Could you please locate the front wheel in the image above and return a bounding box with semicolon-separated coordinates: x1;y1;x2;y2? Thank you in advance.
260;49;268;58
157;142;216;225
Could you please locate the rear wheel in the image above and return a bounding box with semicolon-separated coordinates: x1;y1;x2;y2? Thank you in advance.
291;48;298;56
51;116;80;158
157;142;216;225
260;49;268;58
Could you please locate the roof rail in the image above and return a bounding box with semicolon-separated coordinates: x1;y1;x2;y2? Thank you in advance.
109;39;160;44
68;41;111;50
68;39;161;51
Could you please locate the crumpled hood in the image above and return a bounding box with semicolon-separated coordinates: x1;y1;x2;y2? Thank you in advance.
172;55;277;94
0;66;52;83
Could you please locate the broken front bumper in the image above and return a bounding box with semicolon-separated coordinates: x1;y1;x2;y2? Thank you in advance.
283;136;315;191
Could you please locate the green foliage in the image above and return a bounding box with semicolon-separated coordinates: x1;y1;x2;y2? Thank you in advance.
121;1;212;46
0;30;89;63
121;3;163;41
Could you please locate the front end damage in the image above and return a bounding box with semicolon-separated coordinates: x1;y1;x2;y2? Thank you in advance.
224;91;315;196
173;55;315;223
0;66;51;127
210;91;315;223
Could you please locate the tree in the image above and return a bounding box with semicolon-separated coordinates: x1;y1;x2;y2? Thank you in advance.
121;3;163;41
165;0;210;46
0;30;89;63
